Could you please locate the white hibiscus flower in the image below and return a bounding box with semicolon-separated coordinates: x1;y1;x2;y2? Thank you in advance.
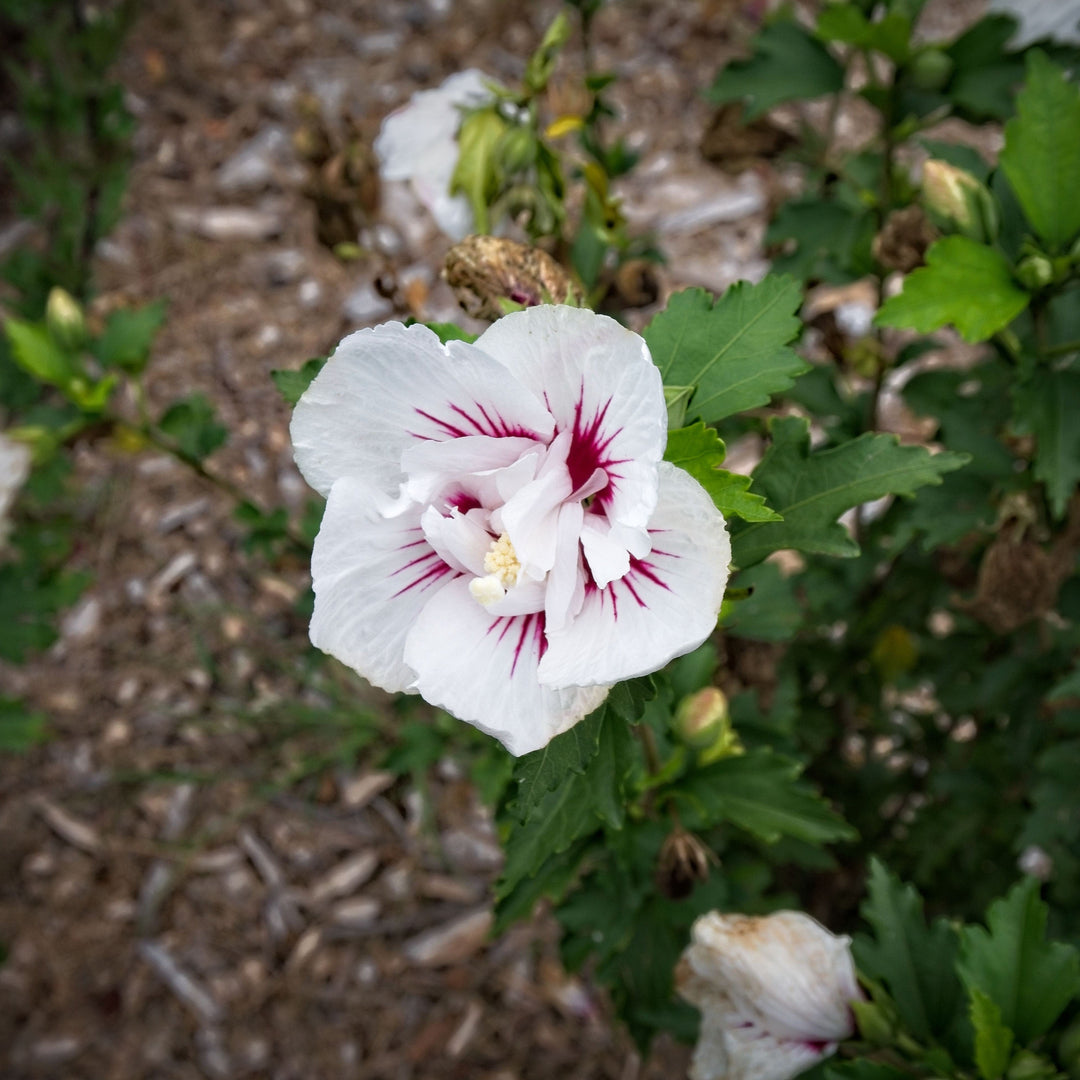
0;432;31;551
291;305;731;755
988;0;1080;46
677;910;861;1080
374;69;495;241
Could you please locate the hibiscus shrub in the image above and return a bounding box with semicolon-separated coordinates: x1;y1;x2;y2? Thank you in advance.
281;13;1080;1074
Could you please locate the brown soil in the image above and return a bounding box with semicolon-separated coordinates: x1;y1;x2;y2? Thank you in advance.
0;0;984;1076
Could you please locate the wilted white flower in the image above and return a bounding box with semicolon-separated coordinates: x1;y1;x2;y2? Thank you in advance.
291;305;731;755
374;69;495;240
988;0;1080;46
0;432;31;549
677;911;861;1080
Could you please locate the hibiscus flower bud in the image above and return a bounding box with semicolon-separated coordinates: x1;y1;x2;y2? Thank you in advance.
677;910;860;1080
921;160;998;244
673;687;742;766
908;47;954;91
46;287;87;351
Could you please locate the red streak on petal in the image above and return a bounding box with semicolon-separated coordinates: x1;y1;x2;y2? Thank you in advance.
628;557;673;593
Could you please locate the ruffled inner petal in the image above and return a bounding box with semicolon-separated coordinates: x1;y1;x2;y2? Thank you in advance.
539;462;730;688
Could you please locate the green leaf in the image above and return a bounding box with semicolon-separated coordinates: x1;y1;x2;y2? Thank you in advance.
450;106;508;234
767;198;873;283
970;987;1014;1080
0;697;48;753
958;876;1080;1043
946;16;1025;123
826;1064;915;1080
731;417;968;568
706;19;845;120
94;299;167;373
817;5;912;64
1012;369;1080;521
670;747;854;844
498;769;603;896
875;237;1030;343
4;319;75;386
507;707;605;823
722;561;802;642
1048;665;1080;702
1000;51;1080;251
644;280;806;425
854;859;964;1044
605;675;656;724
494;837;592;932
158;393;227;461
422;322;478;345
665;423;781;523
589;708;638;829
271;357;326;407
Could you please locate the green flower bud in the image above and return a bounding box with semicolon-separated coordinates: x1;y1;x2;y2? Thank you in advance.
1016;253;1055;291
45;287;87;351
922;160;998;244
674;686;729;749
674;687;743;764
909;48;955;91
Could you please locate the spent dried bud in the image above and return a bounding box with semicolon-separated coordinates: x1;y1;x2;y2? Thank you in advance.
873;205;938;273
443;235;584;321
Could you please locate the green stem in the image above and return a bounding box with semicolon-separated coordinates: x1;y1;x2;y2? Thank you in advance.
124;385;312;554
1043;338;1080;358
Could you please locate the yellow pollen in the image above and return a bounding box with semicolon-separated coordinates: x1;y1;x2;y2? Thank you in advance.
483;532;522;588
468;534;523;608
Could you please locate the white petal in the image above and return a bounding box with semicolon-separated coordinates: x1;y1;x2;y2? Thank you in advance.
402;434;542;506
475;306;665;526
544;502;586;632
374;70;493;240
686;912;859;1042
374;69;492;180
419;505;492;576
539;462;730;688
580;518;630;589
290;322;554;497
717;1025;831;1080
310;477;456;694
403;578;609;755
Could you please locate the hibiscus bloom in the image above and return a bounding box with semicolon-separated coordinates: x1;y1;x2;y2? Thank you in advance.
374;69;495;241
291;305;731;755
676;910;861;1080
0;432;31;551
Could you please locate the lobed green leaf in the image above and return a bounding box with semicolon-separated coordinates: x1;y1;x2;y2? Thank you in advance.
731;417;968;569
645;279;806;425
875;237;1030;343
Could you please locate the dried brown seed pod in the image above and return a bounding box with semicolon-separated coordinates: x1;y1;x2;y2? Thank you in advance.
873;205;938;274
443;235;584;322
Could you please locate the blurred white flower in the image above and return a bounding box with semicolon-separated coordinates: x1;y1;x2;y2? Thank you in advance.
0;432;31;550
291;305;731;755
988;0;1080;46
677;910;860;1080
374;69;495;241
